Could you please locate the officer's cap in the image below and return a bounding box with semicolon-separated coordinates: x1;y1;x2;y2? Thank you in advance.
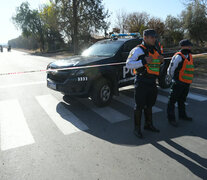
179;39;193;47
143;29;157;37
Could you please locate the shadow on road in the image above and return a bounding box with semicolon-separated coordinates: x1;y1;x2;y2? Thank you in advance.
165;139;207;169
56;87;207;179
151;142;207;179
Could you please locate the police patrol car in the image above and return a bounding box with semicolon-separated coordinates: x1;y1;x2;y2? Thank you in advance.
47;33;171;107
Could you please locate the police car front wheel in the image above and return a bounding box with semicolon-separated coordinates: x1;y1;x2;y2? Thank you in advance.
91;79;113;107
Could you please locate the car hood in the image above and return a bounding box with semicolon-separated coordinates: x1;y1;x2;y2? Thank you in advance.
48;55;112;69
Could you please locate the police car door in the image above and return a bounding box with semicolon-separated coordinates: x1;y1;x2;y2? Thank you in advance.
119;39;142;87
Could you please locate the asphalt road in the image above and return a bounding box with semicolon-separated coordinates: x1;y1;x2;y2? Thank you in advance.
0;49;207;180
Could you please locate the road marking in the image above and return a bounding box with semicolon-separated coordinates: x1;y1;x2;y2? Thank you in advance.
36;95;88;135
114;94;163;113
187;93;207;102
158;88;207;102
158;88;170;93
80;99;129;123
0;99;35;151
157;95;188;106
114;94;134;107
0;81;46;89
157;94;169;104
152;106;163;113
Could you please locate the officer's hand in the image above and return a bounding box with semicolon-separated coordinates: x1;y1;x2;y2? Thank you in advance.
158;55;164;63
145;56;153;64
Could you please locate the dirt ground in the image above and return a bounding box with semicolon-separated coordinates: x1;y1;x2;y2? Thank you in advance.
192;54;207;90
14;48;74;59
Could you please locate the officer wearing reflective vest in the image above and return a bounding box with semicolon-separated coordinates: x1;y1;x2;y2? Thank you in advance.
167;39;194;127
126;29;164;138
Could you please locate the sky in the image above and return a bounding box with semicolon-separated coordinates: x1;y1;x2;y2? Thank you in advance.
0;0;185;44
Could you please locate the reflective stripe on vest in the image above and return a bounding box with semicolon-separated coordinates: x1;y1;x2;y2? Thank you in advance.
176;52;194;84
141;44;160;76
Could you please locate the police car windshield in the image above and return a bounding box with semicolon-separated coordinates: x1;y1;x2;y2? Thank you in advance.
82;40;124;57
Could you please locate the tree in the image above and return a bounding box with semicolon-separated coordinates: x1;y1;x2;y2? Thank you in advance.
183;0;207;6
125;12;149;34
40;3;65;51
12;2;46;51
164;15;184;46
115;10;128;33
147;17;165;37
51;0;109;54
181;0;207;45
8;35;39;50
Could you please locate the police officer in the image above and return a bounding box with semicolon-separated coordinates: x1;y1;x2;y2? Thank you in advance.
7;45;11;52
167;39;194;127
126;29;164;138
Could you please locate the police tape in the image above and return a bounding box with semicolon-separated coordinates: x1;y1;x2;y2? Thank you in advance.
0;69;47;76
0;62;126;76
0;57;173;76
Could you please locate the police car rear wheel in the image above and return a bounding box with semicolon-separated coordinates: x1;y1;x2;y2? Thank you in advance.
159;74;172;88
91;79;113;107
165;74;172;86
159;62;172;89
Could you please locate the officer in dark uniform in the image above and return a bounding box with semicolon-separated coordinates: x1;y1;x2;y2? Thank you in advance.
167;39;194;127
126;29;164;138
7;45;11;52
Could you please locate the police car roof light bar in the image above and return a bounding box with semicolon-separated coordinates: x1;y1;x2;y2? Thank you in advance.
110;33;141;39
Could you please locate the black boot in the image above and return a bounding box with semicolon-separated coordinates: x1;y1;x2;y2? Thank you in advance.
167;102;178;127
134;108;143;138
144;107;160;132
178;102;193;121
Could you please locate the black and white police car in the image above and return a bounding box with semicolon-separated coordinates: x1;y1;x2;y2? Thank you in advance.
47;33;172;107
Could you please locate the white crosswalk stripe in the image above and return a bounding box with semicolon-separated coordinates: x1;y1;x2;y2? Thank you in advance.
36;95;89;135
0;88;206;152
157;94;169;104
0;99;35;151
79;98;129;123
158;88;170;93
159;88;207;102
114;94;134;107
187;93;207;102
157;95;188;106
121;86;207;102
153;106;163;113
114;94;163;113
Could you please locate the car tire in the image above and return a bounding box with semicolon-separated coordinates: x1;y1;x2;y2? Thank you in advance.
91;78;113;107
158;64;172;89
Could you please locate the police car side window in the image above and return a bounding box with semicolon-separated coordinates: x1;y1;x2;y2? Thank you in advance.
121;39;142;61
123;40;140;52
